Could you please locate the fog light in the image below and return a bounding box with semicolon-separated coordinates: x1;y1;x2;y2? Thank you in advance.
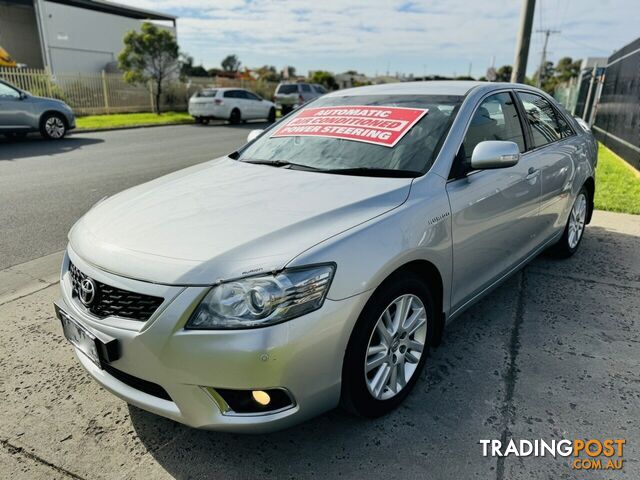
252;390;271;406
211;387;294;414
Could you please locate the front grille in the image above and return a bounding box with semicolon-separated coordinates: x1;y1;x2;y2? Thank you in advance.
69;261;163;321
103;364;172;401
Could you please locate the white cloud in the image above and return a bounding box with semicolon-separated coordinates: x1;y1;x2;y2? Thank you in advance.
122;0;640;77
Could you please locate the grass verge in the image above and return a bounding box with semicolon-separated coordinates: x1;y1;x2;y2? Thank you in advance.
76;112;193;131
595;144;640;215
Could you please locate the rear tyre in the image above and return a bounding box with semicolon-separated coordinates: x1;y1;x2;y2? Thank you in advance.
341;272;434;418
268;107;276;123
201;118;210;125
194;116;202;124
40;112;67;140
550;186;589;258
281;105;292;116
229;108;241;124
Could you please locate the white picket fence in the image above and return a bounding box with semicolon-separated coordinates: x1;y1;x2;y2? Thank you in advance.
0;67;277;116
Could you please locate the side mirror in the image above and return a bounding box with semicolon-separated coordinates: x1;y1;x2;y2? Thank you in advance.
470;141;520;170
19;91;28;100
247;129;263;143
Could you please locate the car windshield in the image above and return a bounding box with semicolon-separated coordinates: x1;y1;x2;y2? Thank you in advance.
277;84;299;94
237;94;463;175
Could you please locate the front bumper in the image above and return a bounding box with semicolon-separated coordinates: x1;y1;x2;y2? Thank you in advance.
56;248;368;432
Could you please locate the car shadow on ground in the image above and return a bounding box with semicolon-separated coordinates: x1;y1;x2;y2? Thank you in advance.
0;135;104;161
127;224;639;478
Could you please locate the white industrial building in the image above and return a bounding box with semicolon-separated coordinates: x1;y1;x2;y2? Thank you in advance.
0;0;176;73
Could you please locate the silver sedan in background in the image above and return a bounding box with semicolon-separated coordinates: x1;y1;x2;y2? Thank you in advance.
0;79;76;140
54;81;596;432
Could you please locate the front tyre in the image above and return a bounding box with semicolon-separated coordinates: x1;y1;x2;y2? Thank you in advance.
40;112;67;140
341;272;434;418
551;186;589;258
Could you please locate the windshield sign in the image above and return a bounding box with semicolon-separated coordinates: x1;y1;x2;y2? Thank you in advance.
271;106;428;147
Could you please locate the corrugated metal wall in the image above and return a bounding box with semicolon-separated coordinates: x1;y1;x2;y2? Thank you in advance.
593;37;640;170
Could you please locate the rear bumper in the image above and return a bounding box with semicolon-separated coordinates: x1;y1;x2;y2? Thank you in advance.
188;104;226;118
55;248;368;432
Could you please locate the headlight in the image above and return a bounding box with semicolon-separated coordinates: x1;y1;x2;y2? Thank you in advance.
186;264;335;329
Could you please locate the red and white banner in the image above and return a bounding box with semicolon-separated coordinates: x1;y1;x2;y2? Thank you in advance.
271;106;429;147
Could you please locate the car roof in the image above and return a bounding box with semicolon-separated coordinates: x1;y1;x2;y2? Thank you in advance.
324;80;517;97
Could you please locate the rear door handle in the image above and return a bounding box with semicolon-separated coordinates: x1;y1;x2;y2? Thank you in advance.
526;167;540;180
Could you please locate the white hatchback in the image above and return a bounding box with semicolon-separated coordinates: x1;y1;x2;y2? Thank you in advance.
188;87;277;124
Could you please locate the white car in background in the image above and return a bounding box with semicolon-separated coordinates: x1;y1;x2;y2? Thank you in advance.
189;88;277;124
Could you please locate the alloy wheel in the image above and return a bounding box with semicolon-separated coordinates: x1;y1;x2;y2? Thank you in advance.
365;294;428;400
45;116;65;139
568;193;587;249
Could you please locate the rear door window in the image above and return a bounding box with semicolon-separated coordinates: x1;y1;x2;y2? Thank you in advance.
517;92;572;148
244;91;261;101
300;84;311;92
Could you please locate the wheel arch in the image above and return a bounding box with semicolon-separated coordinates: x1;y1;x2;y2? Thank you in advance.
583;176;595;224
360;259;445;349
39;109;68;129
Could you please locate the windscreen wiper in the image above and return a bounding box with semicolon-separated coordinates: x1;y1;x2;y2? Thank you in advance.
317;167;420;178
242;160;324;171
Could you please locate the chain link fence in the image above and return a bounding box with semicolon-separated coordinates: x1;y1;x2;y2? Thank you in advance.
0;68;278;116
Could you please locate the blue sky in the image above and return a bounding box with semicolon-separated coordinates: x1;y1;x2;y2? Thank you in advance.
122;0;638;78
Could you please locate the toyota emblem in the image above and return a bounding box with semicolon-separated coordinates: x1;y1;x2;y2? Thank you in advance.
79;277;97;306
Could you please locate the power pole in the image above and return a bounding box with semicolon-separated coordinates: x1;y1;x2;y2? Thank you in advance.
511;0;536;84
536;28;560;87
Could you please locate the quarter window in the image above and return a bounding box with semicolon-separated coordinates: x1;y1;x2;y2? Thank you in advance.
461;92;526;161
300;84;311;92
517;92;573;148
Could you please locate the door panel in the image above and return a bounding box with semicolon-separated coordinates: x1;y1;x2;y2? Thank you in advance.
516;91;578;239
447;165;541;310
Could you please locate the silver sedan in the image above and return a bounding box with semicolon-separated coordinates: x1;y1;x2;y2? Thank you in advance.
54;81;596;432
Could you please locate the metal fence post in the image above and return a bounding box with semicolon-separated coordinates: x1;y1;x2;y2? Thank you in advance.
44;66;54;98
101;71;110;114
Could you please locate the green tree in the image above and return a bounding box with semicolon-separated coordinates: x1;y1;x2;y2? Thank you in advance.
181;55;208;77
118;22;180;114
495;65;512;82
256;65;280;82
310;70;338;90
554;57;581;82
221;54;241;72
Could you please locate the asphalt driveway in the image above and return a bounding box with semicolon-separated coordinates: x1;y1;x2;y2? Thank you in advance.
1;210;638;479
0;122;266;269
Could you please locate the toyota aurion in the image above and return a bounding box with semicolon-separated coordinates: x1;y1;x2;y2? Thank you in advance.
55;81;596;432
